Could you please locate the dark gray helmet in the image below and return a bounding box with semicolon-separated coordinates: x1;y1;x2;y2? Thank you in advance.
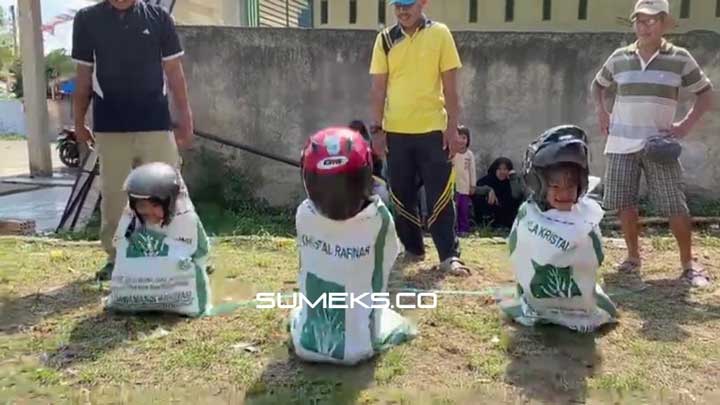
523;125;590;209
123;162;181;225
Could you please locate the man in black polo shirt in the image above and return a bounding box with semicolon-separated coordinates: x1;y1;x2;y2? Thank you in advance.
72;0;193;280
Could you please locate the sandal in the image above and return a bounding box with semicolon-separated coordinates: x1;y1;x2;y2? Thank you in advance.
680;264;712;288
436;257;471;277
615;258;641;274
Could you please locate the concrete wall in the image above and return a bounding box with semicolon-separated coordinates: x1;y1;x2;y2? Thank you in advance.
0;99;72;139
314;0;720;33
0;100;26;134
178;27;720;206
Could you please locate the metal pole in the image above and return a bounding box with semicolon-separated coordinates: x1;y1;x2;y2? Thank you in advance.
17;0;52;177
194;130;301;168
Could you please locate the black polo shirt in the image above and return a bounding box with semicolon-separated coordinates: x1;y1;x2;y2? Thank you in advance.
71;1;183;133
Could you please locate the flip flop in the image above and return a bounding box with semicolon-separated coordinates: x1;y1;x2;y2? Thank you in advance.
680;264;712;288
615;258;641;274
436;257;471;277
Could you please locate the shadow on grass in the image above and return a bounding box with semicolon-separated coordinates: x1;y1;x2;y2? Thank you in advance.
504;323;616;404
604;272;720;342
44;311;184;370
244;344;376;405
0;278;102;335
401;262;449;291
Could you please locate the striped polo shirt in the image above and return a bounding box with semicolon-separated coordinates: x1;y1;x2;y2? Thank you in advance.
594;40;713;155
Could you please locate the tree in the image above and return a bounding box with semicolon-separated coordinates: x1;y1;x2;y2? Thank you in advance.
0;6;16;73
9;48;75;99
9;57;22;98
45;49;74;80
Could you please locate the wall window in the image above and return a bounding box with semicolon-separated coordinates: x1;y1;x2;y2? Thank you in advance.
716;0;720;17
578;0;588;20
349;0;357;24
379;0;386;24
320;0;328;24
505;0;514;22
543;0;552;21
469;0;478;23
680;0;690;18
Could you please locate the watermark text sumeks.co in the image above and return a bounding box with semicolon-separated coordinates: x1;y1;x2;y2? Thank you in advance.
255;292;437;309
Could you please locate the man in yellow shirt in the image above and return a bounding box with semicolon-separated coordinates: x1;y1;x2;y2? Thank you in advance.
369;0;470;276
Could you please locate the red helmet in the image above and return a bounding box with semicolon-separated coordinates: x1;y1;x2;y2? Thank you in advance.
301;127;374;220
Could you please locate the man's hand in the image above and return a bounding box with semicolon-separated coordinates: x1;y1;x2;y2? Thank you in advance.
173;115;194;149
75;125;95;145
667;120;692;139
488;189;499;206
371;127;387;159
666;89;714;139
470;185;476;195
597;109;610;137
444;125;463;158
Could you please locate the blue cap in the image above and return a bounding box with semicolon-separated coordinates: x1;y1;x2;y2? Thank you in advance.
389;0;417;5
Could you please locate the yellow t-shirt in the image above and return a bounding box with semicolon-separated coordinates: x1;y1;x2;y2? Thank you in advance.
369;20;462;134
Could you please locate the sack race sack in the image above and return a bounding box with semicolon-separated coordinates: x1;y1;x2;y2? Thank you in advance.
106;192;212;317
290;196;416;365
501;197;618;333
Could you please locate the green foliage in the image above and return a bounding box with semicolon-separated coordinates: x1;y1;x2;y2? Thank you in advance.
45;49;74;80
9;49;75;99
0;6;14;73
639;195;720;217
189;146;296;237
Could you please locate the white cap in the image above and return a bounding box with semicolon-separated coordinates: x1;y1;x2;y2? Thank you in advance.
631;0;671;20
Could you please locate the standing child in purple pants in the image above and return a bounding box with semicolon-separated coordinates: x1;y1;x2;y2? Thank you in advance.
452;126;476;237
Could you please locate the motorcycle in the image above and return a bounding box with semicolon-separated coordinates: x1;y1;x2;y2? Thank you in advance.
57;126;81;168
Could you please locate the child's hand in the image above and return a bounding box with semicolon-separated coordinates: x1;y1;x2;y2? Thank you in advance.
470;186;476;195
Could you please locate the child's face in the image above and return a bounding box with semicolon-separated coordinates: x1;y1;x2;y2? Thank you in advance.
459;133;468;151
135;200;165;224
545;170;579;211
495;164;510;181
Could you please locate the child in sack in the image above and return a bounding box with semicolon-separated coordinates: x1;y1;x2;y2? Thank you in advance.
290;127;416;366
501;125;618;333
106;162;212;317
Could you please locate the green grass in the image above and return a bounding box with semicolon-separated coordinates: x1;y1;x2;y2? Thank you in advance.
50;200;295;242
195;201;294;237
589;372;647;392
638;195;720;218
0;235;719;403
375;348;408;385
0;133;24;141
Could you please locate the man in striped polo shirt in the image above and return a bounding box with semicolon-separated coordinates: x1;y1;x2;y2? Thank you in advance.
592;0;714;287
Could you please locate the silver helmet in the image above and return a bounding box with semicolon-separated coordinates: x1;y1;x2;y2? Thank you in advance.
123;162;181;225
